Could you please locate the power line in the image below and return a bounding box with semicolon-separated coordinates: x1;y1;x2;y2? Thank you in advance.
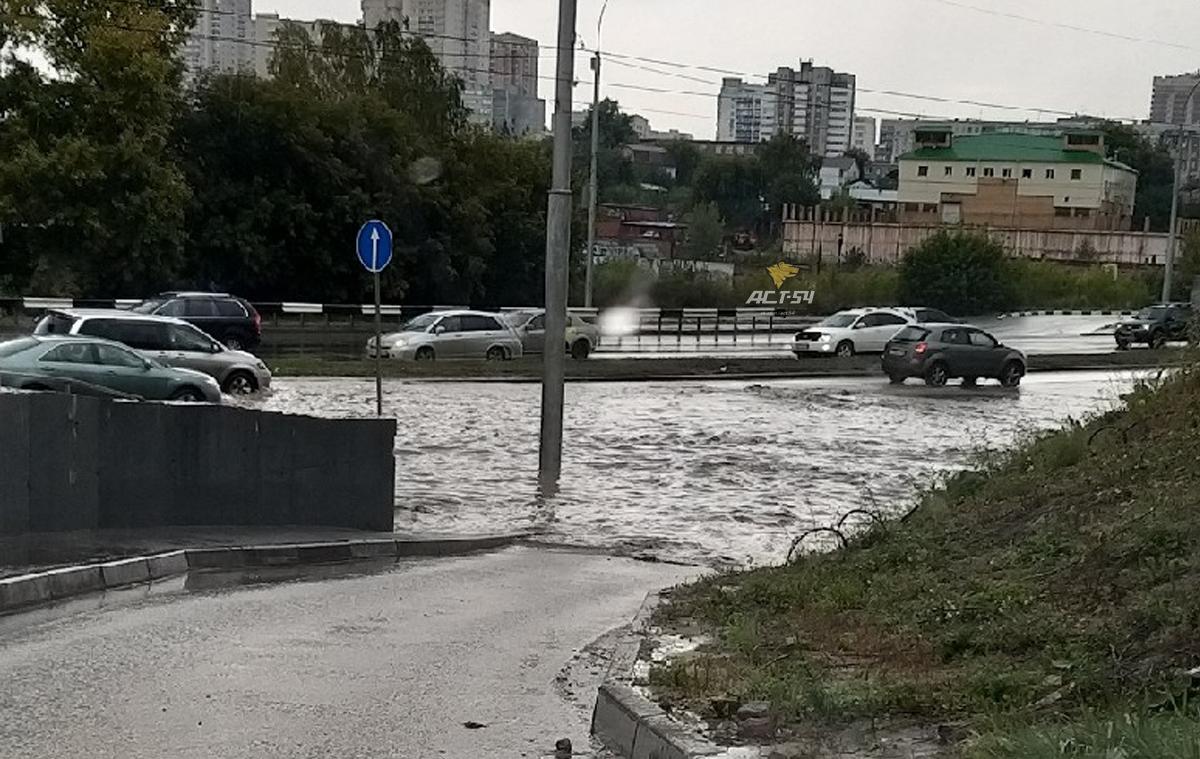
40;0;1146;123
921;0;1199;53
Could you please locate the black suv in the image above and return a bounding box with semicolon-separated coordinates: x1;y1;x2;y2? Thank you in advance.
1114;303;1193;350
132;292;262;351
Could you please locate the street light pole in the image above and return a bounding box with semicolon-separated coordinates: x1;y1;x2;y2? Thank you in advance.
1162;78;1200;303
537;0;578;495
584;1;608;310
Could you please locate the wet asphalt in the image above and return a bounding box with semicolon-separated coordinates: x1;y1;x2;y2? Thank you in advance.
0;547;695;759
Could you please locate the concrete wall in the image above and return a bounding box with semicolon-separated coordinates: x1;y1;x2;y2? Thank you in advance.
0;392;396;535
781;218;1170;266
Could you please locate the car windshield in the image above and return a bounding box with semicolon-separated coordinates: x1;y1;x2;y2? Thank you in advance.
132;299;167;314
399;314;440;332
819;314;859;328
0;338;39;358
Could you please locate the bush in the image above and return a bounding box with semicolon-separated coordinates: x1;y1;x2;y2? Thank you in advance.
1006;259;1155;310
899;230;1014;315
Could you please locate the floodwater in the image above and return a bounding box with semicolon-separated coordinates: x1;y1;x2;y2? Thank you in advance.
249;371;1143;566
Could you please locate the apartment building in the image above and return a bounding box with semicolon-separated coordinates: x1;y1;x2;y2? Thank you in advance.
1150;72;1200;126
852;116;877;155
716;60;855;156
181;0;253;81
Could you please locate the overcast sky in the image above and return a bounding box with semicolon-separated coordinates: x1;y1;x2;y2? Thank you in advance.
261;0;1200;139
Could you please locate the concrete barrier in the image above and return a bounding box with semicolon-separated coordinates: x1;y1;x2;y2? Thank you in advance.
0;393;396;535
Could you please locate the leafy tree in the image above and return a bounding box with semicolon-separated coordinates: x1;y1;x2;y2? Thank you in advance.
758;133;820;234
573;98;637;149
683;202;724;260
844;147;871;178
0;0;196;294
898;230;1014;315
665;141;702;185
692;155;763;232
1101;123;1176;232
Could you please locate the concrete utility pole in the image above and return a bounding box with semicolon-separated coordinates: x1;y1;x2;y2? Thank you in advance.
1163;78;1200;303
538;0;578;495
583;1;607;309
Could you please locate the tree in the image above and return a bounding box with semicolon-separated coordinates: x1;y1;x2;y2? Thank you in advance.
844;147;871;179
692;155;763;232
758;133;820;234
665;141;702;185
0;0;196;294
1101;123;1176;232
898;230;1014;315
683;202;724;260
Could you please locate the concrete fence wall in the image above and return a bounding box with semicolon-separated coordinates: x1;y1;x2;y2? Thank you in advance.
0;392;396;535
782;219;1172;266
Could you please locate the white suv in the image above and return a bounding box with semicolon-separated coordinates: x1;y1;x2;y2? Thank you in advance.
793;308;915;358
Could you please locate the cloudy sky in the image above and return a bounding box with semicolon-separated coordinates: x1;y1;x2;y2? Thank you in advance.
262;0;1199;138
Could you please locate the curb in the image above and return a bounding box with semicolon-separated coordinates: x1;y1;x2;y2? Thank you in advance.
591;592;723;759
0;534;523;615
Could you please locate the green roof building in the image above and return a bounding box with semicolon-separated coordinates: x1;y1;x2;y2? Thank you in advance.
897;130;1138;230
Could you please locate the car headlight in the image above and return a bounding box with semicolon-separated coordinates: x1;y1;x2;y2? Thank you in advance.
389;337;408;347
819;334;832;343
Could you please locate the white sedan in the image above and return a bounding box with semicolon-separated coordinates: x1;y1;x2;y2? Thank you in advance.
793;308;915;358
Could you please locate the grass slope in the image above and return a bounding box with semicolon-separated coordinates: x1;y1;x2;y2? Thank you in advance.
653;368;1200;755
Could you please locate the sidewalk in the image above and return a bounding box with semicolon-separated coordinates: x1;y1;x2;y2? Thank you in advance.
0;526;473;579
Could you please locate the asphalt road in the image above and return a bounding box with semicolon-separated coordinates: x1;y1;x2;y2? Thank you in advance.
0;547;695;759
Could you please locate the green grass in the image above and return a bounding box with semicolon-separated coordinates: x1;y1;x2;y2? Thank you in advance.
969;708;1200;758
652;366;1200;741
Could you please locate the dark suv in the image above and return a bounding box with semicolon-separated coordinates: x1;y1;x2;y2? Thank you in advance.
1114;303;1193;350
882;323;1027;388
132;292;261;352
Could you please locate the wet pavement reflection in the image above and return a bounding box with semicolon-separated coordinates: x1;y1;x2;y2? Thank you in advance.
246;371;1142;566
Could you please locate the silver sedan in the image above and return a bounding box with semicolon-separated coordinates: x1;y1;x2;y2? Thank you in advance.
501;310;601;360
368;310;523;361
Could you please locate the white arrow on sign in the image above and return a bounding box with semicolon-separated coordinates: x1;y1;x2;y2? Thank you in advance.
371;228;380;271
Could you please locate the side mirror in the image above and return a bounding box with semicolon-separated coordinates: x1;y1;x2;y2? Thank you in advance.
141;360;154;372
853;322;865;330
434;325;446;335
211;341;223;353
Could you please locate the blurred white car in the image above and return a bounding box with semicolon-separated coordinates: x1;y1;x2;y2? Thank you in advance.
793;308;915;358
367;310;523;361
501;310;601;360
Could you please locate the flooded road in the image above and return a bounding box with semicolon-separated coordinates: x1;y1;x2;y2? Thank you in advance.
251;371;1143;566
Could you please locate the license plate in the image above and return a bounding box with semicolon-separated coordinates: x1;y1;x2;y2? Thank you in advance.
888;347;905;356
795;342;810;351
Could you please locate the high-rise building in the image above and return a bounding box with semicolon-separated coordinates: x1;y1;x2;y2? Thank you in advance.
361;0;491;93
181;0;253;81
251;13;328;79
716;61;856;157
716;78;780;144
490;32;538;97
852;116;877;155
1150;72;1200;126
489;32;545;134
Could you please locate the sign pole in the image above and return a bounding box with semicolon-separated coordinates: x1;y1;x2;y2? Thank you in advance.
374;270;383;417
356;220;393;418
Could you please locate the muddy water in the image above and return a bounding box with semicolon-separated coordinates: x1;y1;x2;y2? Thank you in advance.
247;371;1141;566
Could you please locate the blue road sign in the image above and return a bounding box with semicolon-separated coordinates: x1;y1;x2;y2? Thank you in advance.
356;220;393;273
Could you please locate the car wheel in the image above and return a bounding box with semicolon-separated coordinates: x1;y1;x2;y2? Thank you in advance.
414;346;435;361
835;340;855;358
1115;338;1131;351
221;370;258;395
999;361;1024;388
924;361;949;387
1149;332;1166;350
223;333;247;351
961;376;978;388
887;373;905;385
570;340;591;360
170;387;204;403
486;346;507;361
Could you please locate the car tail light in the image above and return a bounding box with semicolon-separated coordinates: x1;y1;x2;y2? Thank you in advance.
914;342;928;354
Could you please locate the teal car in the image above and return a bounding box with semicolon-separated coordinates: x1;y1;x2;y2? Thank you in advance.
0;336;222;403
